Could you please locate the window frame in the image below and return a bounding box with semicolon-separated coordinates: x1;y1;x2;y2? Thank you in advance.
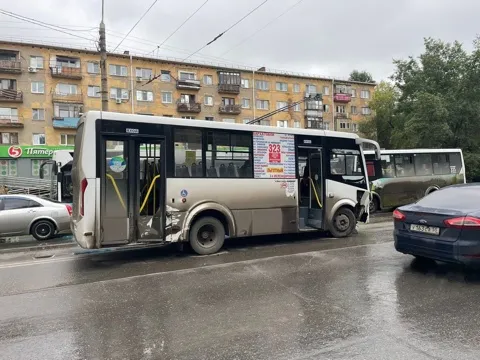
31;81;45;94
32;108;45;121
109;64;128;77
161;91;173;104
32;133;46;145
87;85;101;98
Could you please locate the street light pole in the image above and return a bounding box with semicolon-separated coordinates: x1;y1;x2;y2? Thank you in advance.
99;0;108;111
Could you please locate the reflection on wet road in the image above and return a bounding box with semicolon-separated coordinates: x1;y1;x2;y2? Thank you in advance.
1;221;480;359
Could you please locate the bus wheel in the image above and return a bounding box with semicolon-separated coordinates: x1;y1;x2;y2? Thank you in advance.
31;220;56;241
189;216;225;255
369;196;379;214
329;207;356;238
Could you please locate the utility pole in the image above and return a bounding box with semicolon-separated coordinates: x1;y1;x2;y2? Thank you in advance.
99;0;108;111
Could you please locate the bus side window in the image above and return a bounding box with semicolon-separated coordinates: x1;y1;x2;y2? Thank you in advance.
174;128;203;178
394;155;415;177
414;154;433;176
432;154;450;175
381;155;394;178
448;153;462;174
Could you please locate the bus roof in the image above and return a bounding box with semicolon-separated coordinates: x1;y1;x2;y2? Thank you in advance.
363;148;463;155
81;111;361;140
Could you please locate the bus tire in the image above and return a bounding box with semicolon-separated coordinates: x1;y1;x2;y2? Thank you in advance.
369;196;380;214
329;207;356;238
31;220;56;241
189;216;225;255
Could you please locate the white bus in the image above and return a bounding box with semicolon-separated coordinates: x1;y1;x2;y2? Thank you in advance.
71;111;380;255
364;148;466;213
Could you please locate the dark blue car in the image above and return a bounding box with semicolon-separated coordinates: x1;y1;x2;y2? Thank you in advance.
394;183;480;266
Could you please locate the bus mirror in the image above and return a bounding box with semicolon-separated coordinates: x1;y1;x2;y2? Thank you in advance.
52;163;58;175
39;164;45;179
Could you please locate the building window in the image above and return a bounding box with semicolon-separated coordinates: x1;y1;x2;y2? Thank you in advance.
31;81;44;94
277;120;288;128
181;116;195;119
87;62;100;74
336;105;346;114
222;98;235;106
0;158;17;176
32;133;46;145
324;104;330;113
87;85;100;97
276;101;288;111
179;71;196;80
0;132;18;145
256;99;269;110
259;119;270;126
255;80;269;91
323;86;330;95
293;84;300;93
276;82;288;92
0;79;16;90
110;87;129;100
109;64;128;76
56;83;77;95
136;90;153;102
351;106;357;114
294;121;300;128
0;107;18;121
29;56;44;69
362;107;371;115
32;109;45;121
174;128;203;177
242;98;250;109
306;84;317;94
360;90;370;99
160;71;171;82
205;116;214;121
203;75;213;85
352;123;358;132
293;104;301;112
60;134;76;145
161;91;172;104
204;95;213;106
339;122;350;130
351;89;356;97
54;103;81;118
135;68;152;80
241;78;249;88
323;122;330;130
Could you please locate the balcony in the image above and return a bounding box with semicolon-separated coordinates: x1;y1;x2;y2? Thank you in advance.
52;91;83;103
335;112;348;119
305;119;324;129
219;104;241;115
0;115;23;128
53;117;80;129
218;83;240;94
304;109;323;118
176;79;201;90
50;65;82;80
0;59;22;74
0;89;23;103
334;93;351;103
177;101;201;113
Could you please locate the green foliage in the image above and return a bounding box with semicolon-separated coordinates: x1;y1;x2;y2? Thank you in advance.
364;36;480;181
349;70;375;83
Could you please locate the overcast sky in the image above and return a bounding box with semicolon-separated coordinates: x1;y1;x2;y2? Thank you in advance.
0;0;479;81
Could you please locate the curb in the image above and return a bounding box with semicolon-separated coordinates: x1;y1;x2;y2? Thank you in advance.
0;241;78;254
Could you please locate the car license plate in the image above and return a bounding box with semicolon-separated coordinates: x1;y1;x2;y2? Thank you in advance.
410;224;440;235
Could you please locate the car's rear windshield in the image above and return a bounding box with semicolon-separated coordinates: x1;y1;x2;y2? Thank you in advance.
417;186;480;210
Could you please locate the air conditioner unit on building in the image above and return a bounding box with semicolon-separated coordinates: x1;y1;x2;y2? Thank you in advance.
116;98;122;104
28;67;37;73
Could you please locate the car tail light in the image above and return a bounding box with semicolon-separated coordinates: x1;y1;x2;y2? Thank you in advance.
65;204;73;216
393;209;406;221
80;178;88;216
444;216;480;229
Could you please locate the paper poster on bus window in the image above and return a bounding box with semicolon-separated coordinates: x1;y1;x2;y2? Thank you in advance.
253;132;296;179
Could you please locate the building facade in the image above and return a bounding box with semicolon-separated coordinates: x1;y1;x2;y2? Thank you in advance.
0;40;375;148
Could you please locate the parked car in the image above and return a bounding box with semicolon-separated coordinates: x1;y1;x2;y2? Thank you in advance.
0;194;72;241
394;183;480;266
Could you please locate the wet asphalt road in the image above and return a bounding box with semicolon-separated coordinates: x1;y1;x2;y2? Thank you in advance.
2;220;480;359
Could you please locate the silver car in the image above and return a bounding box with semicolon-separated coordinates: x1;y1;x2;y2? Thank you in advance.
0;195;72;241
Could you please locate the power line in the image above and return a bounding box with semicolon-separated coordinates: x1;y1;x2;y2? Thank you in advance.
148;0;209;56
220;0;306;57
0;10;97;42
112;0;160;52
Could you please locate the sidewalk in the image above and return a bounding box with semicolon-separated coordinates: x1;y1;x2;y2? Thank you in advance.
0;233;76;254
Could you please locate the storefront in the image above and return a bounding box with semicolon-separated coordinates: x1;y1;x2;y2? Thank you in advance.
0;145;74;178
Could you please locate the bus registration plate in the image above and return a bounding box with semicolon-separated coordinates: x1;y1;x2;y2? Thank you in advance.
410;224;440;235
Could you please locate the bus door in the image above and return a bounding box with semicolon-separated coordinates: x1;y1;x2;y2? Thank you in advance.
298;146;324;229
100;137;165;246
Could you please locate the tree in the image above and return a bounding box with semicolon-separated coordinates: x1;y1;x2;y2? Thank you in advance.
358;81;398;148
389;37;480;181
349;70;375;83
